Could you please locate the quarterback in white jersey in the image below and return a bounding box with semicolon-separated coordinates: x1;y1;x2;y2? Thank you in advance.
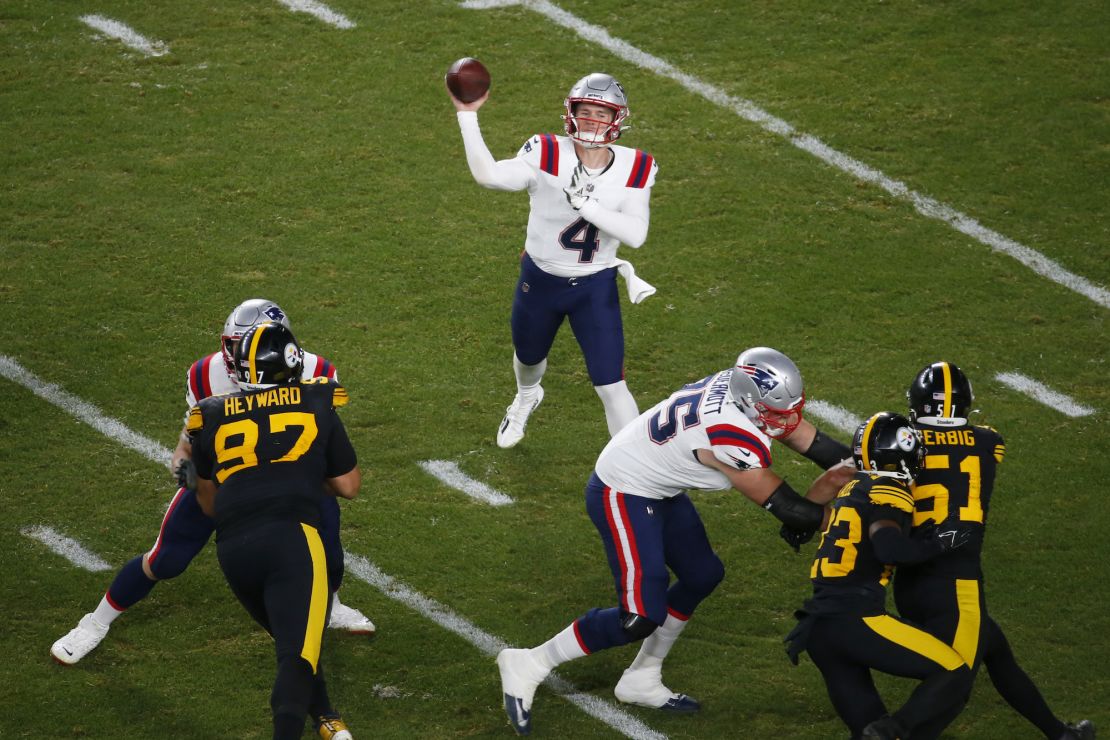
495;348;855;735
449;72;657;449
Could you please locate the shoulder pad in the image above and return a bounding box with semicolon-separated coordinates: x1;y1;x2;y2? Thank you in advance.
185;406;204;436
625;149;656;189
867;482;915;514
332;383;349;408
518;134;560;176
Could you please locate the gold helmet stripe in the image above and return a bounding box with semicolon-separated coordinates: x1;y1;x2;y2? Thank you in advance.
247;323;269;385
940;362;953;418
860;413;880;473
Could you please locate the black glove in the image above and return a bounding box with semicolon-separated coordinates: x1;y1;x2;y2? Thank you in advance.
174;459;197;491
935;521;975;551
780;524;816;553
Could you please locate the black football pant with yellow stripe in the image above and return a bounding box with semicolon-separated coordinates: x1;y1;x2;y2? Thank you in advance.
895;575;1070;739
806;613;972;740
217;520;335;740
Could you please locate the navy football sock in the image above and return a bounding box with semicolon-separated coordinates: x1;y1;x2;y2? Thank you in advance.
106;555;157;610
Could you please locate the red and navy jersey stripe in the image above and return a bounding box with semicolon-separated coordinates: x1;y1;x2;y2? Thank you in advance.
313;358;336;379
539;134;559;176
188;355;215;401
706;424;771;467
625;150;654;189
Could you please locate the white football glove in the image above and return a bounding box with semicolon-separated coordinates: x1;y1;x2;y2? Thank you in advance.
563;163;594;211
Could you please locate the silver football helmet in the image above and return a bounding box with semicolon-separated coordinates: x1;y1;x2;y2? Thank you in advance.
728;347;806;438
220;298;291;378
562;73;630;147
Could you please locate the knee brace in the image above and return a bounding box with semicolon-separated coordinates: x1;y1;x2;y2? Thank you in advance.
621;612;659;642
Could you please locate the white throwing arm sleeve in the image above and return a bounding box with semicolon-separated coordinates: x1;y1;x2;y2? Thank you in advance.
577;186;651;248
456;111;534;192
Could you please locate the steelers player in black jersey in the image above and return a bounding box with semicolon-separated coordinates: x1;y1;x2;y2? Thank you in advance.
189;322;360;740
893;362;1095;740
785;412;977;740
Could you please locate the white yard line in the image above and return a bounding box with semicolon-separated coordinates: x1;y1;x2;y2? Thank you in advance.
995;372;1095;417
276;0;356;29
3;355;662;739
0;355;171;468
806;399;863;437
20;526;113;572
459;0;1110;311
344;553;667;740
418;459;514;506
79;15;168;57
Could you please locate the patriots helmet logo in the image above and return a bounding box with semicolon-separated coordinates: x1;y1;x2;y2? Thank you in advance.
740;364;781;399
264;305;286;322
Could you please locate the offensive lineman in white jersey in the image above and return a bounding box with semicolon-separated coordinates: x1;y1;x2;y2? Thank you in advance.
494;348;856;735
51;299;374;678
449;72;659;447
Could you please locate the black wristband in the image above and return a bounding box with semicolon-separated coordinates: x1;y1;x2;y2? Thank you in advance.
763;481;824;531
802;429;851;470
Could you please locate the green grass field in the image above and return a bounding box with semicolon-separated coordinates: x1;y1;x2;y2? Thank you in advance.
1;1;1107;737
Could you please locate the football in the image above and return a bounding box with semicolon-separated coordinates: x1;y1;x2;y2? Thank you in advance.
445;57;491;103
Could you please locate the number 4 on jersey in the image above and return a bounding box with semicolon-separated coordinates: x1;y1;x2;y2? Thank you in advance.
559;217;601;263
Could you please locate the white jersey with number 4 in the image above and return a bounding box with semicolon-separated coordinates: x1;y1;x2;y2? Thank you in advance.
594;369;774;500
514;133;657;277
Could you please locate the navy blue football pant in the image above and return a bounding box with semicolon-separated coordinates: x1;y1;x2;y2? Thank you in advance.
510;252;625;386
107;487;345;611
574;472;725;653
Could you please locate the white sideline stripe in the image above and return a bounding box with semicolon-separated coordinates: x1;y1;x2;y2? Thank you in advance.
79;14;168;57
4;354;663;740
0;354;172;468
20;526;113;572
806;399;863;436
276;0;356;29
995;372;1095;417
343;553;667;740
418;460;514;506
459;0;1110;311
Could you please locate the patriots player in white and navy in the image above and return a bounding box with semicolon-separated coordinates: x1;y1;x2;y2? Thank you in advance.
51;299;374;667
449;72;658;448
494;347;856;735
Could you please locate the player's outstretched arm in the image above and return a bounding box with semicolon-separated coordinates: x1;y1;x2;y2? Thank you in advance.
453;101;533;192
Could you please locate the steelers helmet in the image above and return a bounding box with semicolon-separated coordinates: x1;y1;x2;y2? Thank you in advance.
234;322;303;391
907;361;973;426
220;298;291;378
853;412;924;482
562;73;630;147
728;347;806;438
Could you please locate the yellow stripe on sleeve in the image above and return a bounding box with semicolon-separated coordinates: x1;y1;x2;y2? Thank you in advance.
868;489;915;513
185;406;203;434
994;444;1006;464
332;385;349;408
862;614;966;671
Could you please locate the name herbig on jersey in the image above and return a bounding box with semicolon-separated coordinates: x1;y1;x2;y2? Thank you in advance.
184;350;337;409
594;369;773;500
516;134;656;277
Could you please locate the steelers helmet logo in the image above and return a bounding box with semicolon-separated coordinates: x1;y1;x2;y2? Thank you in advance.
283;342;299;368
896;426;917;451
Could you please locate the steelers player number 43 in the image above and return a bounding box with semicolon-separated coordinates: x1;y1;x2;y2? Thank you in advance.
911;453;984;526
213;412;319;483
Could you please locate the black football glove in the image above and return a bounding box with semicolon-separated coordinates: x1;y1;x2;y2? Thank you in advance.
174;459;197;491
780;524;817;553
935;520;975;552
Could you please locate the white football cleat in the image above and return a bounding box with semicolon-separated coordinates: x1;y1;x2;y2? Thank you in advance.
614;666;700;712
51;613;109;665
328;601;376;635
496;387;544;449
497;648;549;735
